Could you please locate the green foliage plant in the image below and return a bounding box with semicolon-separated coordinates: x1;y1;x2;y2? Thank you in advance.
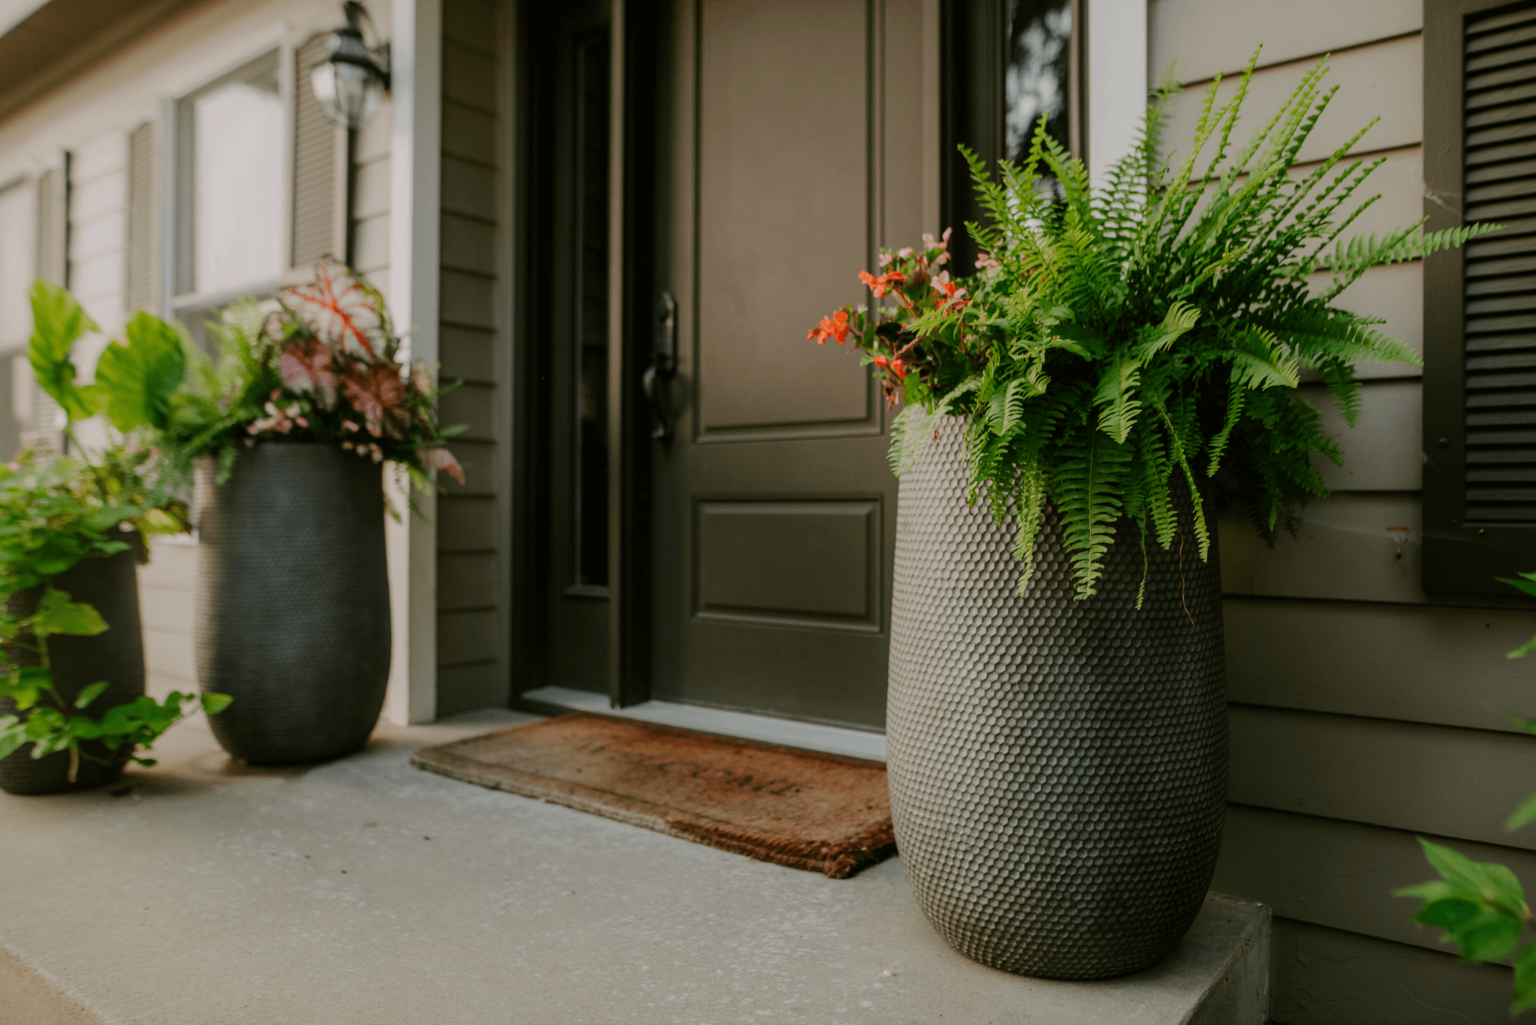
149;260;466;514
0;284;224;781
809;50;1497;601
1395;574;1536;1015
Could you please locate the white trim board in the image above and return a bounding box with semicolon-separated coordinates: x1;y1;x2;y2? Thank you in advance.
520;686;888;763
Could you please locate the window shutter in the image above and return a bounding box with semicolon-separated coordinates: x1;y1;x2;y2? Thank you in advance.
125;120;160;315
35;166;65;286
1424;0;1536;596
27;164;67;453
291;32;346;268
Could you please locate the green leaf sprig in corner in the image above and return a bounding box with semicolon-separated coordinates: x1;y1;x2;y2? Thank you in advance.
1396;573;1536;1016
1396;839;1536;1013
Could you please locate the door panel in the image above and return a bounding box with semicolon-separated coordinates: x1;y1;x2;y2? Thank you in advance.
696;0;874;433
649;0;929;729
695;499;879;624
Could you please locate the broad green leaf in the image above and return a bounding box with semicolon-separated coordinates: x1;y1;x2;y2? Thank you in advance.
1509;715;1536;737
1515;943;1536;1013
1415;896;1486;931
83;505;142;533
1394;879;1455;902
1459;910;1526;963
93;311;187;431
0;715;24;760
0;665;51;710
1500;572;1536;600
1509;793;1536;832
31;589;107;639
73;681;110;710
200;692;234;715
1419;837;1529;915
27;279;99;421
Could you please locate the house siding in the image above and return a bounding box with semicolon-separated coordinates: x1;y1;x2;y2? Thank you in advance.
1148;1;1524;1019
435;0;509;716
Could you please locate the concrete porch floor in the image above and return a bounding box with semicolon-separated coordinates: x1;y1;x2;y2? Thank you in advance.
1;710;1269;1024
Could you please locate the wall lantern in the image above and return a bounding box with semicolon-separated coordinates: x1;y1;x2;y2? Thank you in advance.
310;2;391;130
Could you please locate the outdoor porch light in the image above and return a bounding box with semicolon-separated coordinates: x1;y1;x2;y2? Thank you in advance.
310;1;390;130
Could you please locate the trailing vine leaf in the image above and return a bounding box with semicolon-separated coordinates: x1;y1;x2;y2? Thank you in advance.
30;588;108;639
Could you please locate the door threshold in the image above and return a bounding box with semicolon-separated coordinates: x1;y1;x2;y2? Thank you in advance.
517;686;887;762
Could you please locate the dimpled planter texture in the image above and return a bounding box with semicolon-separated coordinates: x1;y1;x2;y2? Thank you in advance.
196;444;390;764
0;543;145;794
887;417;1227;980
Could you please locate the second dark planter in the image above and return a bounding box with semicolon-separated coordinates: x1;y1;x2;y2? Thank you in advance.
195;443;391;764
0;541;145;794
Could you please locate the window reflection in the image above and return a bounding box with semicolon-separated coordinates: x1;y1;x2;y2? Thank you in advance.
1006;0;1073;165
193;60;283;295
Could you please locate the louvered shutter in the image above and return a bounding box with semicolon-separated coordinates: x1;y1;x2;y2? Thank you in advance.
125;120;160;315
291;32;346;268
1424;0;1536;595
26;165;67;455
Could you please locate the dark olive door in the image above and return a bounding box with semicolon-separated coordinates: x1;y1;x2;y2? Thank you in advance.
645;0;929;729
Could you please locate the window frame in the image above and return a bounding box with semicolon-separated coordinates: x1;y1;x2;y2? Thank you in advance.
1422;0;1536;597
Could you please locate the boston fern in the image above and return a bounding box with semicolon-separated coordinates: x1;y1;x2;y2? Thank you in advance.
811;52;1495;601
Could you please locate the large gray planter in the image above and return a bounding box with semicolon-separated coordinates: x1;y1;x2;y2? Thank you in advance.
886;417;1227;980
195;444;390;764
0;541;145;794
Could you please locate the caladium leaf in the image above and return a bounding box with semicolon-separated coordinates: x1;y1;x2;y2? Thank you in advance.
278;261;388;357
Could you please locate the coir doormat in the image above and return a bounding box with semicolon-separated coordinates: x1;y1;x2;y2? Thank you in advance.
411;712;894;878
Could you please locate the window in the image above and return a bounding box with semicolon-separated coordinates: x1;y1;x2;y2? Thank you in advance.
174;53;285;304
942;0;1081;269
1423;0;1536;595
1004;0;1080;165
0;179;36;461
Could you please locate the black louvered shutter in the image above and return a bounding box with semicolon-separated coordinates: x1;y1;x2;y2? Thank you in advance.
1424;0;1536;595
292;32;345;268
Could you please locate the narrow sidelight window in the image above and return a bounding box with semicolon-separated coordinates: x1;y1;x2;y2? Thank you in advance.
573;29;611;590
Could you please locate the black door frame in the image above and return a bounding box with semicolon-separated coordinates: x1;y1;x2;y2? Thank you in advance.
509;0;658;711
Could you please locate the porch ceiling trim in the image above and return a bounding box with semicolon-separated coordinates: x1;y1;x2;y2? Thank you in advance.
0;0;206;125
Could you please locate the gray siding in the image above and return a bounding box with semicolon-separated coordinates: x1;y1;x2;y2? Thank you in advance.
436;0;507;716
1146;3;1535;1020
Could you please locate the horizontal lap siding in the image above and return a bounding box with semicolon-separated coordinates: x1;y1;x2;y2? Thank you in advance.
436;0;506;716
353;101;392;281
1148;8;1535;1021
138;538;198;701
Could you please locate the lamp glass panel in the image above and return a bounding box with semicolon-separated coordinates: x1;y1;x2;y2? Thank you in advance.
312;61;380;130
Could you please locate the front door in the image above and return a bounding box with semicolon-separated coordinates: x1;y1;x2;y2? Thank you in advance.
644;0;932;729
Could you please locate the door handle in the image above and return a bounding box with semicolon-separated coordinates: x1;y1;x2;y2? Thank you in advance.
643;291;677;443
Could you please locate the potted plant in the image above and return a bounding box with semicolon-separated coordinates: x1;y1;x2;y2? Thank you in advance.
137;261;464;765
809;56;1495;979
0;284;227;794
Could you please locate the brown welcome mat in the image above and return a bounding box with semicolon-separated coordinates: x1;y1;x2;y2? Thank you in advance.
411;712;894;878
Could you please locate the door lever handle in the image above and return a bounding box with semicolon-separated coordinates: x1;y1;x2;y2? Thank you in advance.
643;291;677;443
